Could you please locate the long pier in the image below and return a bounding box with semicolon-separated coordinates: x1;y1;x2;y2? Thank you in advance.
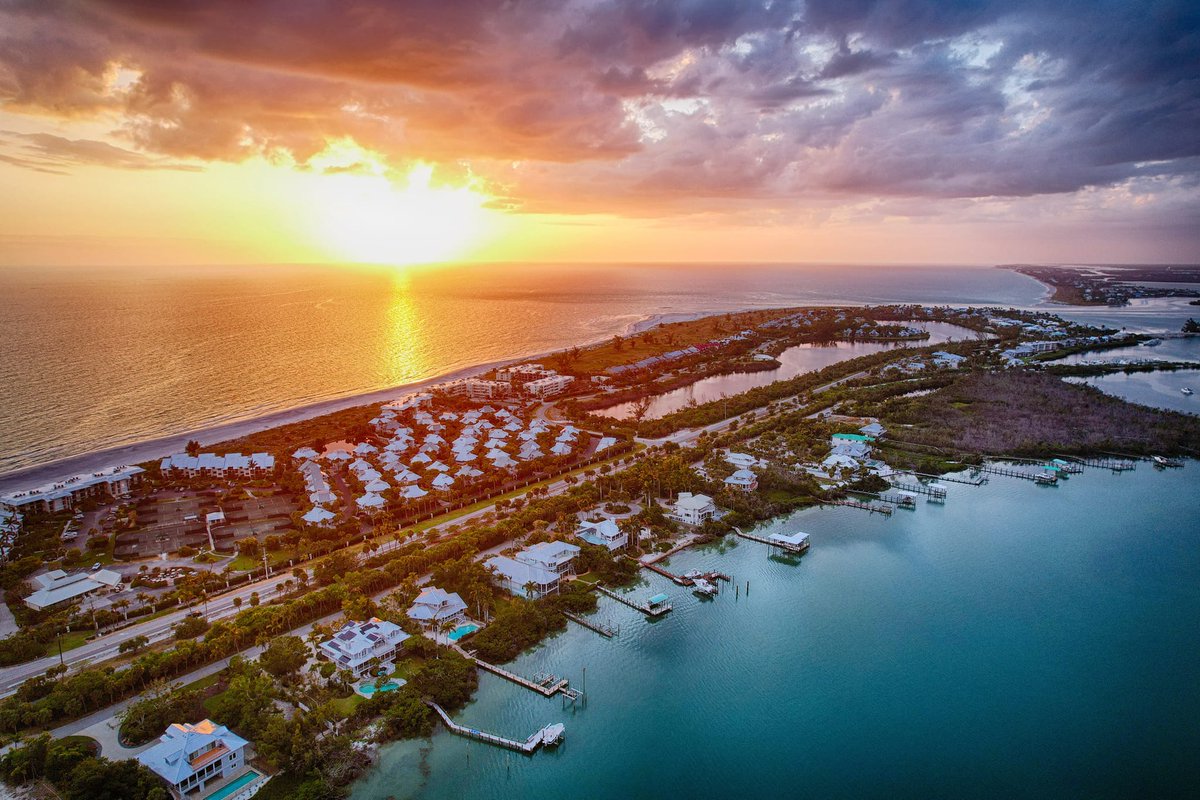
453;645;570;697
595;584;672;616
886;480;947;499
898;470;988;486
427;701;563;754
978;464;1056;484
733;527;811;555
830;498;893;515
563;611;618;638
640;561;693;585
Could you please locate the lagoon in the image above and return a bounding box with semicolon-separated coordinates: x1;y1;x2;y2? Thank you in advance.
596;321;985;420
352;463;1200;800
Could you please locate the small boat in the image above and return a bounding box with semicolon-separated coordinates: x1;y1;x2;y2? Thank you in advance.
1182;387;1194;396
692;578;718;598
1152;456;1183;468
682;570;704;580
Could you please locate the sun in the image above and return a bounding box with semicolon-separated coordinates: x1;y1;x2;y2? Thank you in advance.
312;155;493;265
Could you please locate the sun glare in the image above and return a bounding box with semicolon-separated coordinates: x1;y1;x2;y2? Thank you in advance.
313;159;492;265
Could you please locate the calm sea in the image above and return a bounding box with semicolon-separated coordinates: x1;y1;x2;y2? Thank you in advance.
0;263;1044;475
352;464;1200;800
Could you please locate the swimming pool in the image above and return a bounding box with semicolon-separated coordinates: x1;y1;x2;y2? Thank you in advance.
448;623;479;642
359;680;401;695
204;770;261;800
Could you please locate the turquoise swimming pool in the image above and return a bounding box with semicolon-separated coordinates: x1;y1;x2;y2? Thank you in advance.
205;769;261;800
448;623;479;641
359;681;401;695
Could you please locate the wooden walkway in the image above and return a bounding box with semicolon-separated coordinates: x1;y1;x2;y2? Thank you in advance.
829;498;893;515
453;645;570;697
595;584;672;616
733;527;811;555
978;464;1056;484
426;701;563;754
886;479;947;499
899;470;987;486
640;561;693;585
563;611;618;638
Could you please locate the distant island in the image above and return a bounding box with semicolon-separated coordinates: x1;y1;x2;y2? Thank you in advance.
1001;263;1200;306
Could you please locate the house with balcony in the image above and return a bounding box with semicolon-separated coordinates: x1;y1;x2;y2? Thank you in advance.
668;492;717;526
137;718;260;799
406;586;468;631
576;518;628;551
318;618;409;676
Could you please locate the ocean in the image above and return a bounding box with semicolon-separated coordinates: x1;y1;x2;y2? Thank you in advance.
0;263;1047;478
351;464;1200;800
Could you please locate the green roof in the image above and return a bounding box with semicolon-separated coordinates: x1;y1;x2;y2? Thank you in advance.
832;433;873;442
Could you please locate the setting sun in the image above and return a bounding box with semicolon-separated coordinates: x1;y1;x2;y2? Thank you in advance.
311;161;494;266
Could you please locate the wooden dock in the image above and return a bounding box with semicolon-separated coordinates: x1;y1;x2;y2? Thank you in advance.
640;561;693;585
733;527;811;555
978;464;1056;484
453;645;570;697
830;498;893;515
426;701;563;754
899;470;988;486
595;584;672;616
886;479;947;499
563;611;618;638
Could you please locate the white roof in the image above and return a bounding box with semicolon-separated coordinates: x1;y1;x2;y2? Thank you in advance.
400;485;428;499
675;492;714;510
356;493;385;508
303;507;336;524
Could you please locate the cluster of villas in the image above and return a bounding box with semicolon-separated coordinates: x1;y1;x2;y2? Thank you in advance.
0;465;144;515
160;452;276;483
287;395;616;521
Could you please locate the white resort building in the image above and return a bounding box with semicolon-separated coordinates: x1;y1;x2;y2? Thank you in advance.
24;568;122;611
318;618;409;676
160;452;275;482
0;465;145;515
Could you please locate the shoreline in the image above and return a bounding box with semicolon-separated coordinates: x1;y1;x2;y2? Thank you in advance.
0;308;748;494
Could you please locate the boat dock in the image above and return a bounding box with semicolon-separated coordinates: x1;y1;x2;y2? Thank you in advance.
978;464;1057;484
886;479;948;499
453;645;571;697
426;701;564;754
563;610;618;638
640;561;693;585
899;470;988;486
830;498;893;515
594;584;672;616
734;526;811;555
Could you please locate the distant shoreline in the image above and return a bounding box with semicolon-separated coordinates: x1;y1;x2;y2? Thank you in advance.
0;308;747;493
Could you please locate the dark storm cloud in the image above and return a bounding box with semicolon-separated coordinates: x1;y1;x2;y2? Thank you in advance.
0;0;1196;216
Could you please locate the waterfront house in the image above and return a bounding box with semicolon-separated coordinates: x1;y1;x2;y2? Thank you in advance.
318;618;409;676
669;492;717;526
724;469;759;492
137;718;253;799
406;587;468;631
516;541;580;575
576;519;628;551
486;555;563;599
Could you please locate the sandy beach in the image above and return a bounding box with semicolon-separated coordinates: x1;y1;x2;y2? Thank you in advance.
0;309;743;495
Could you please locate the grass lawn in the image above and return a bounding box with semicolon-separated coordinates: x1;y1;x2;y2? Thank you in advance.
41;629;89;658
328;692;365;717
229;549;290;572
572;572;603;586
180;672;223;693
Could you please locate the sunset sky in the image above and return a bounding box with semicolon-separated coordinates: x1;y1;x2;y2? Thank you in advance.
1;0;1197;267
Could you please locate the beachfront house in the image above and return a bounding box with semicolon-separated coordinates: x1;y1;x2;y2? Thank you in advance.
576;518;628;551
136;719;257;799
406;587;468;632
669;492;717;526
318;618;409;677
724;469;759;492
486;555;562;599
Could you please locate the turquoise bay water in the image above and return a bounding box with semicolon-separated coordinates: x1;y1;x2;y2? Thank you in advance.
353;464;1200;799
